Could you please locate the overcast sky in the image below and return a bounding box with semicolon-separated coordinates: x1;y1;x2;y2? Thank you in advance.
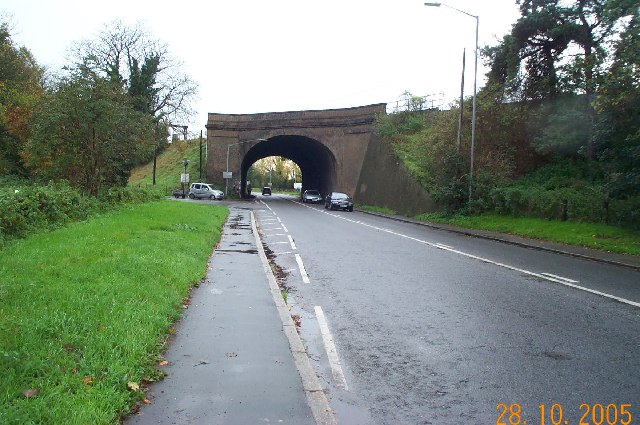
3;0;520;135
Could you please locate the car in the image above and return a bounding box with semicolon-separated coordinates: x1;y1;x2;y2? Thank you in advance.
262;186;272;196
324;192;354;211
210;189;224;200
302;189;322;203
188;183;224;200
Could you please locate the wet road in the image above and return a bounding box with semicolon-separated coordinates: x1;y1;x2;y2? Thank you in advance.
252;194;640;425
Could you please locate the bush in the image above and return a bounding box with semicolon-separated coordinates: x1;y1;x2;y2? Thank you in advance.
0;180;167;247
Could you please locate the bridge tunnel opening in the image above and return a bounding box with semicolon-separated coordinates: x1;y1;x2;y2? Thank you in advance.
240;135;336;198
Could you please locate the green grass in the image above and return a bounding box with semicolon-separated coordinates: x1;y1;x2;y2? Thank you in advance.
0;200;228;424
357;204;398;215
128;139;214;193
416;213;640;255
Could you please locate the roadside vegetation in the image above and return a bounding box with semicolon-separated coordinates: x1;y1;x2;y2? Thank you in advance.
416;213;640;255
374;2;639;252
0;176;164;248
0;201;227;424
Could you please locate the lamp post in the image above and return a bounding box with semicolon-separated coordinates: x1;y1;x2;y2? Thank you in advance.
182;159;189;198
425;2;478;204
225;138;267;196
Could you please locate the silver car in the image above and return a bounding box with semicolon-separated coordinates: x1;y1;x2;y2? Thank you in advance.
302;189;322;203
189;183;224;200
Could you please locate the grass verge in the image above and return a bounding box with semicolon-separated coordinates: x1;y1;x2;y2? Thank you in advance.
416;213;640;255
0;200;228;424
357;204;398;215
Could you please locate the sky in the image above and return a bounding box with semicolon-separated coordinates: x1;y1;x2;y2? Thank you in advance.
2;0;520;136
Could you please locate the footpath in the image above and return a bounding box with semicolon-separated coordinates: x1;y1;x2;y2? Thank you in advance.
126;206;332;425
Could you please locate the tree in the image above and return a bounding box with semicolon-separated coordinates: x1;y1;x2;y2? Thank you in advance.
72;21;197;184
486;0;637;158
594;14;640;197
72;21;197;125
24;65;155;196
0;20;44;175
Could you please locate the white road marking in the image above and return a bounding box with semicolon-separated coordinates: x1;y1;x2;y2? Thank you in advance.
541;273;579;283
264;233;288;237
270;241;290;245
314;306;348;390
295;254;310;283
288;235;297;250
281;224;289;233
274;251;294;255
261;227;282;231
293;200;640;309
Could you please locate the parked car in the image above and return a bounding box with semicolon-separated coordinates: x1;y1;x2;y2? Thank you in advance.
172;188;186;199
188;183;224;200
302;189;322;203
324;192;353;211
262;186;272;196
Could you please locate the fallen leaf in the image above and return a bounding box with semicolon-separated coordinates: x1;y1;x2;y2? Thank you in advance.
22;388;40;398
81;376;93;384
158;360;169;366
143;399;151;404
127;381;140;392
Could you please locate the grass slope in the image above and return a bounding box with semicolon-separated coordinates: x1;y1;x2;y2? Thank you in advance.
0;201;228;424
128;139;213;192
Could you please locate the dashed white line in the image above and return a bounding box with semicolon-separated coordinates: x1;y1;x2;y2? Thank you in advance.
314;306;348;390
542;273;579;283
295;254;310;283
288;235;297;250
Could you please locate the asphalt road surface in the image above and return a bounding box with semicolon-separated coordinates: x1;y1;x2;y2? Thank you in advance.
253;194;639;425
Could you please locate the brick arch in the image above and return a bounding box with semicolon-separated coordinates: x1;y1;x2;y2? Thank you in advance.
205;104;385;198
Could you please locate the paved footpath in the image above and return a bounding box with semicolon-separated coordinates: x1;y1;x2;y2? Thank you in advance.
127;207;323;425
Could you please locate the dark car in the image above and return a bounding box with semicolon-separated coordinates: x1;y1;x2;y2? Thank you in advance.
302;189;322;203
262;186;272;196
324;192;353;211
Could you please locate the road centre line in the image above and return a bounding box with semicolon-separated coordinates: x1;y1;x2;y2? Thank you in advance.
295;254;311;284
542;273;579;283
293;200;640;309
314;306;349;390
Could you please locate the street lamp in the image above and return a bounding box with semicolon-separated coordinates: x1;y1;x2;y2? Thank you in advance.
225;138;267;196
425;2;478;204
182;159;189;199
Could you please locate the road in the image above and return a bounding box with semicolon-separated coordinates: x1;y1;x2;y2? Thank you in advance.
252;194;640;425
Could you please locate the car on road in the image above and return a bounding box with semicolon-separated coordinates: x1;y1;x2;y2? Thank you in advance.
302;189;322;203
188;183;224;200
262;186;272;196
324;192;353;211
